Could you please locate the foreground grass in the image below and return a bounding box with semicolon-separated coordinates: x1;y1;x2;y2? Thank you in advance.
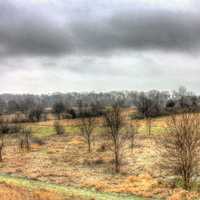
0;173;157;200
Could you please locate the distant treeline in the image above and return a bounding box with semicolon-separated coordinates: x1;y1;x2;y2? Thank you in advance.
0;86;199;121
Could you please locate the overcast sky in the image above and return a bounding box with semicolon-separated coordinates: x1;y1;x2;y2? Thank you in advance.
1;0;200;94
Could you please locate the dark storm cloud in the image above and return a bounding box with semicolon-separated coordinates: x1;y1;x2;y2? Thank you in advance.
0;1;200;58
71;10;200;54
0;1;73;57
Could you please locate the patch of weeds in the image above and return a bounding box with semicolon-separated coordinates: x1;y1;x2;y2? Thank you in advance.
174;178;184;188
0;163;6;168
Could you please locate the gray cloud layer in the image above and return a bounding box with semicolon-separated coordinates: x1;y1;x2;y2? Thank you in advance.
0;0;200;58
71;11;200;54
0;2;74;56
1;0;200;94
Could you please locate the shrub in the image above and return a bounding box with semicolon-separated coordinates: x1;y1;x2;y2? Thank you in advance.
54;121;65;135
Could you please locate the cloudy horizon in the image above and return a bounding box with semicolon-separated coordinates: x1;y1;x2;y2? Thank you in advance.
1;0;200;94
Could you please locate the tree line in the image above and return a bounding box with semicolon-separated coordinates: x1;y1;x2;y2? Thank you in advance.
0;87;199;122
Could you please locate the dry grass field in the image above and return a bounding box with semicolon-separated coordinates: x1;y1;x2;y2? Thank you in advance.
0;183;67;200
0;110;199;200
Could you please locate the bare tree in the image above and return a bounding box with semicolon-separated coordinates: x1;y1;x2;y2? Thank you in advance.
146;117;152;136
28;106;43;122
0;129;4;162
52;102;65;120
103;103;124;173
79;106;96;153
0;120;10;162
24;128;31;151
127;120;139;151
0;120;23;160
19;127;32;151
158;113;200;190
135;93;154;135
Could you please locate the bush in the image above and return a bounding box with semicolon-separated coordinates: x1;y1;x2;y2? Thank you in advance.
31;137;45;145
0;121;22;134
53;121;65;135
63;113;73;119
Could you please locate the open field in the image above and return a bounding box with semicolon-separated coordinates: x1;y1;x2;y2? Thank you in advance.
0;111;199;200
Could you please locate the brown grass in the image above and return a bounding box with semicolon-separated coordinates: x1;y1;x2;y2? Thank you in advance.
0;182;69;200
167;189;199;200
0;111;200;199
82;173;169;199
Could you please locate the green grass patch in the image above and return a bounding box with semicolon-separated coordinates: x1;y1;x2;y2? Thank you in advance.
65;126;79;134
30;125;79;139
137;123;165;135
31;126;55;139
0;173;157;200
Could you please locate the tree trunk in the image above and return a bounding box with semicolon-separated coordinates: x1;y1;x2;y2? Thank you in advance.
0;136;4;162
146;118;152;135
0;146;3;162
0;137;3;162
114;141;120;173
183;171;191;190
87;137;91;153
25;133;30;151
20;139;24;150
130;134;134;151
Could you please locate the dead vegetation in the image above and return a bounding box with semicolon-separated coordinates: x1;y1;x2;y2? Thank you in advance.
0;110;200;199
0;130;168;199
158;113;200;190
0;182;83;200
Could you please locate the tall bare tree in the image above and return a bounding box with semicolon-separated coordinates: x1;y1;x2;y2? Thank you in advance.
78;104;96;153
158;113;200;190
103;103;124;173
